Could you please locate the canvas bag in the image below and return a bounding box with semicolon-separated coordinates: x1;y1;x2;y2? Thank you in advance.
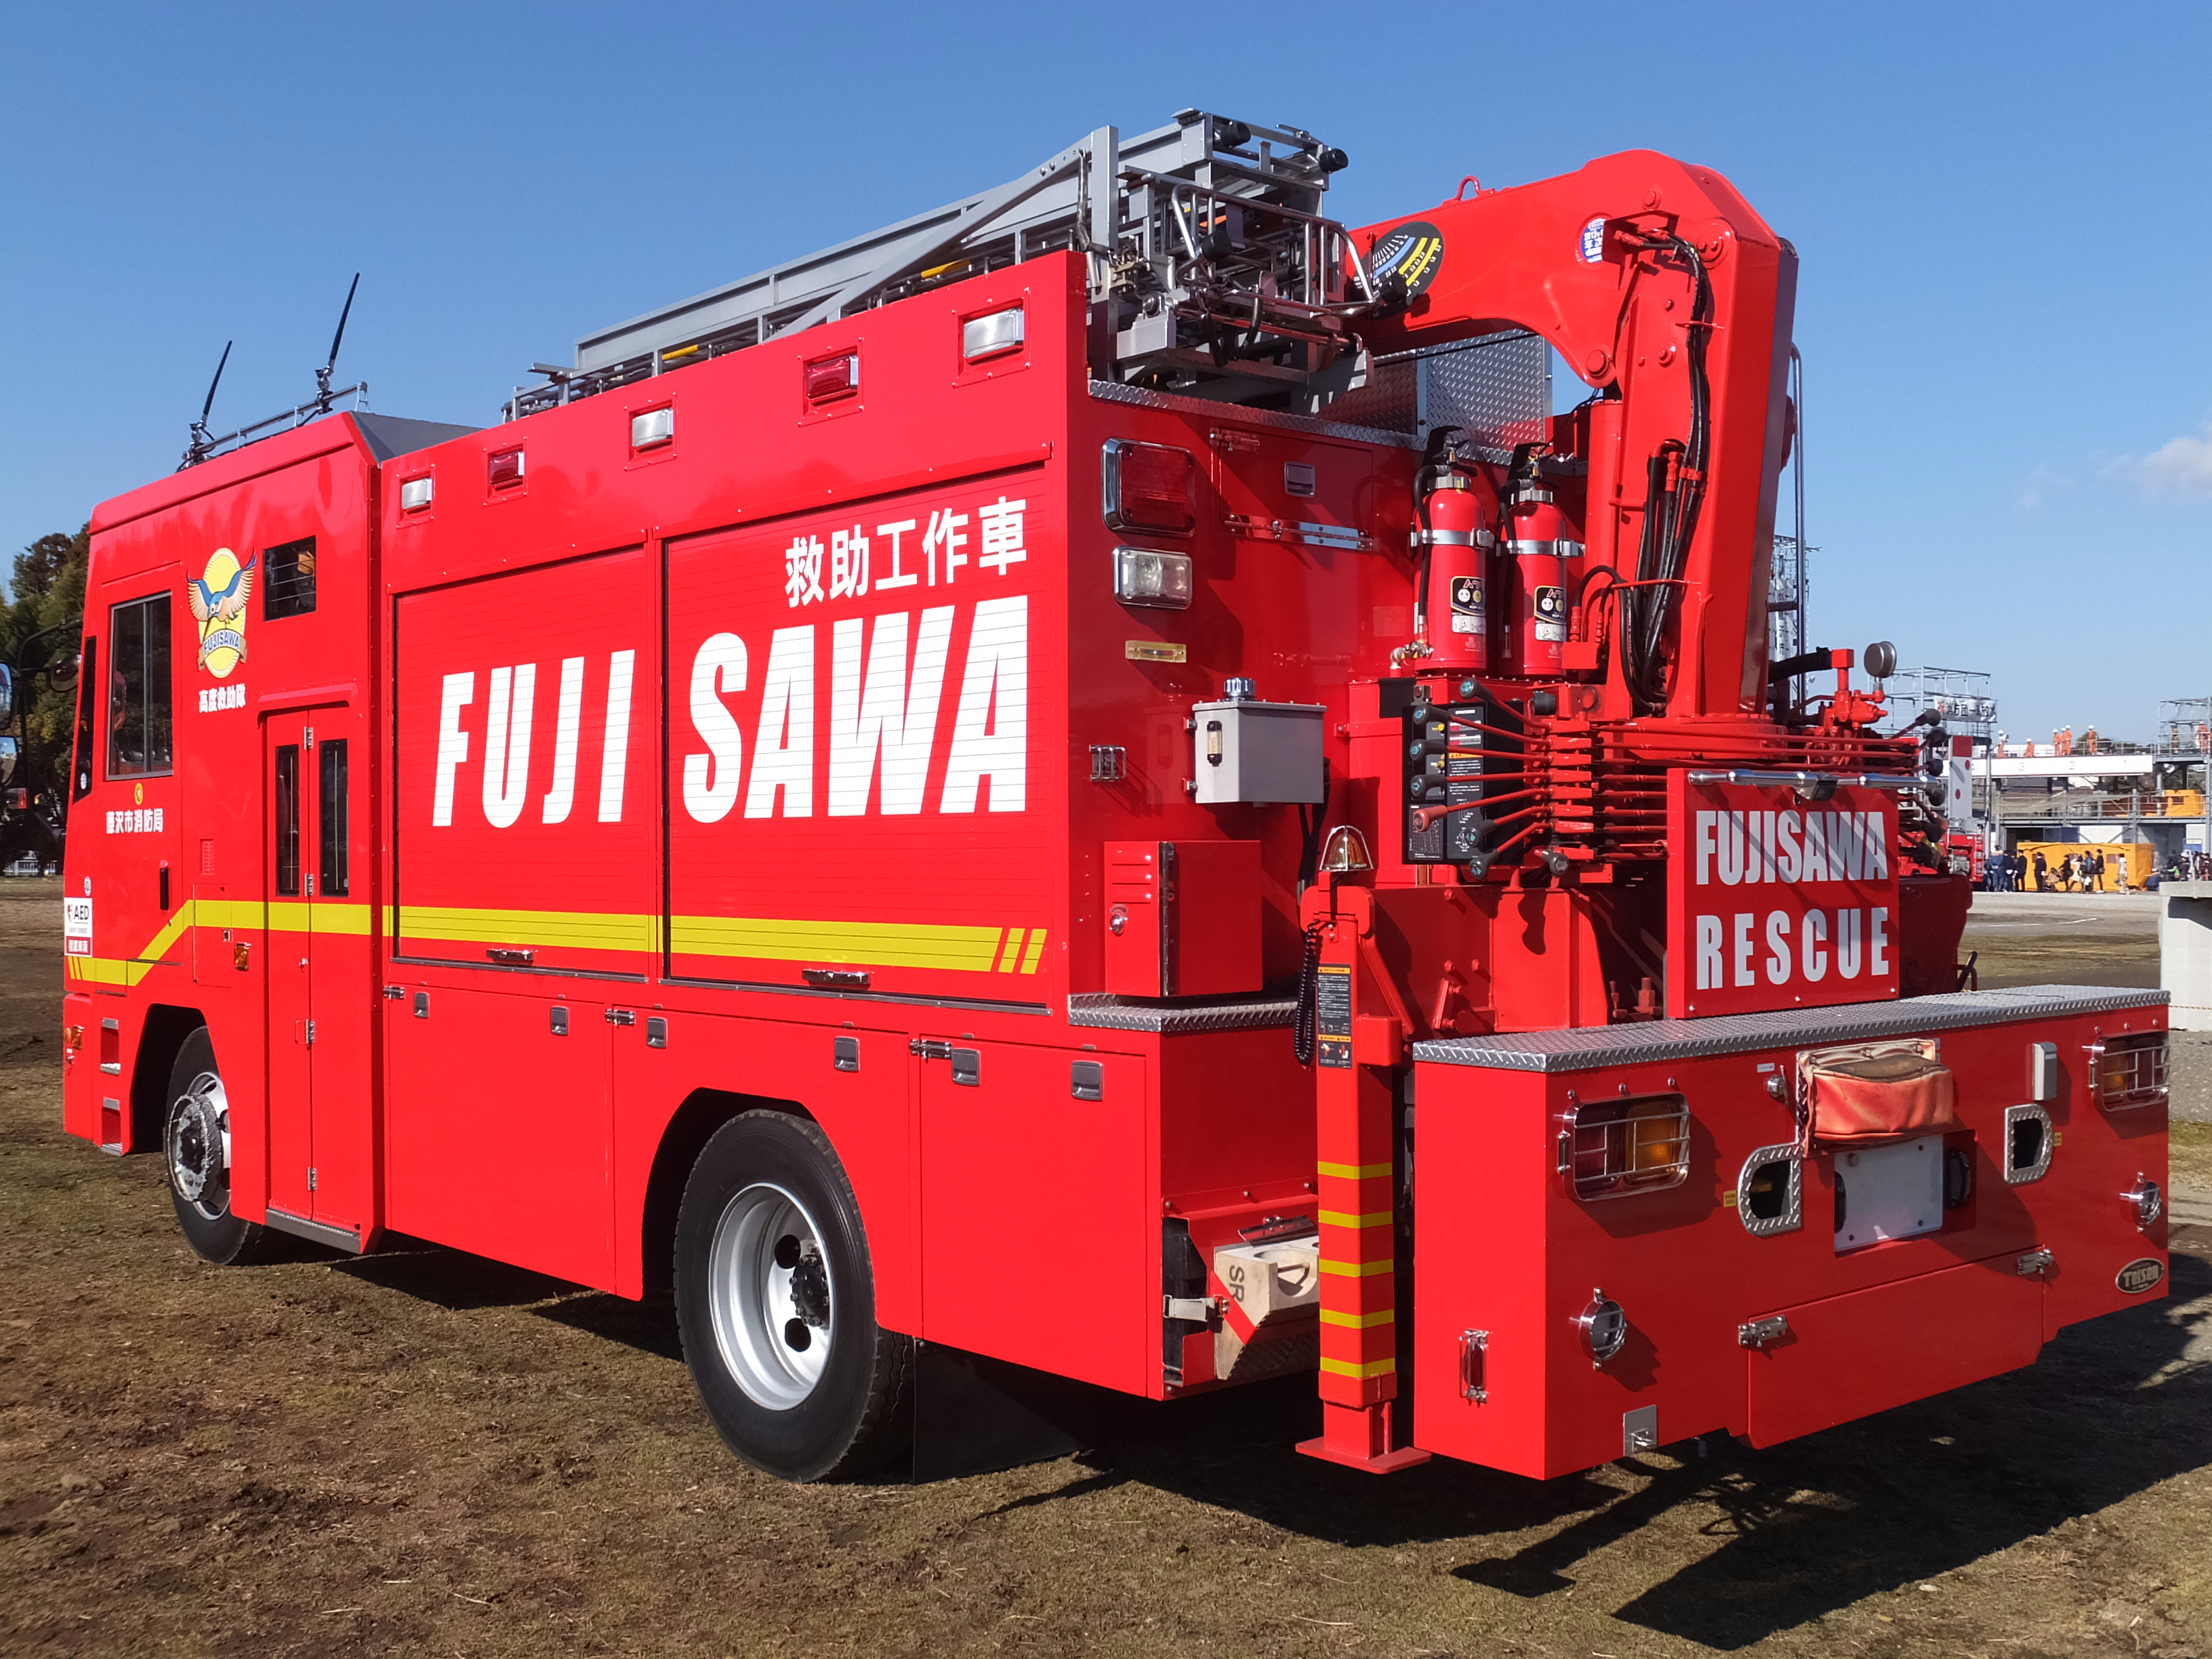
1795;1038;1957;1147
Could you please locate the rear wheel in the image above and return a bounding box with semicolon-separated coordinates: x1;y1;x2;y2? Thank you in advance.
164;1029;281;1265
674;1111;910;1481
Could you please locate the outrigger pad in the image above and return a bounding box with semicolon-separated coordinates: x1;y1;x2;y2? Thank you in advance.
909;1342;1098;1481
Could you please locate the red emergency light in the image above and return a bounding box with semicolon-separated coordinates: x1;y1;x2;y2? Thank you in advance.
804;352;859;404
1103;440;1196;536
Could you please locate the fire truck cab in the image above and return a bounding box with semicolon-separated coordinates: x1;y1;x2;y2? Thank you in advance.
62;112;2169;1483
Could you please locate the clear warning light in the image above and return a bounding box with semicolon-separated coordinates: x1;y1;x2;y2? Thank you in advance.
1112;547;1191;610
962;306;1024;362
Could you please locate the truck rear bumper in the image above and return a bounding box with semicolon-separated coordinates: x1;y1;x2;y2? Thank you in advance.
1409;983;2169;1479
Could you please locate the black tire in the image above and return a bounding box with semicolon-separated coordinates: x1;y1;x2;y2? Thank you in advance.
674;1111;911;1481
163;1028;283;1266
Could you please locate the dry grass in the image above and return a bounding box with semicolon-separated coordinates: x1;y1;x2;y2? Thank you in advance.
4;875;2210;1658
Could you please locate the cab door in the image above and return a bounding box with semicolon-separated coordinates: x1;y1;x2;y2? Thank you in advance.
263;707;365;1243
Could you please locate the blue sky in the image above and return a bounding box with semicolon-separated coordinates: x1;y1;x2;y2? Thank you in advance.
4;2;2205;741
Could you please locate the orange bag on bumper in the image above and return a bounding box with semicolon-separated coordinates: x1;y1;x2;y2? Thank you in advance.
1799;1041;1957;1145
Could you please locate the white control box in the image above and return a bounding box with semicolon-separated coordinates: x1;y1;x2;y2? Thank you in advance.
1189;698;1327;804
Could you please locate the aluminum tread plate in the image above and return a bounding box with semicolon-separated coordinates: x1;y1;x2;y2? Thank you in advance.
1067;991;1299;1033
1088;381;1423;451
1412;985;2169;1073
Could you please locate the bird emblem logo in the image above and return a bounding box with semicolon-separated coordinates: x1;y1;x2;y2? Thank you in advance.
188;548;255;678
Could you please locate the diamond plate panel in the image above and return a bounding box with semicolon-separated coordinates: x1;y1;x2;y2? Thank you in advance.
1412;985;2169;1073
1066;992;1299;1033
1416;331;1551;459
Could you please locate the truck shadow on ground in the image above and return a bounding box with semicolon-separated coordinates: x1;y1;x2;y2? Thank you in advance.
1013;1246;2212;1652
333;1238;687;1360
329;1235;2209;1652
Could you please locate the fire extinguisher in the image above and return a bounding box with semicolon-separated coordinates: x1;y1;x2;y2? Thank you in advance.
1504;443;1581;675
1416;427;1496;672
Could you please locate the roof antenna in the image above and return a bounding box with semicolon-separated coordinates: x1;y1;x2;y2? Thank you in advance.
312;272;361;415
180;340;233;470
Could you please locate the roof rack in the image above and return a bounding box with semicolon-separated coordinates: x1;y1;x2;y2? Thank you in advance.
507;110;1387;421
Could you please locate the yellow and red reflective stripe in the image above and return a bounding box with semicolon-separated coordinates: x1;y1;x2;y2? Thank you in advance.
68;902;1050;985
1318;1256;1395;1277
1319;1355;1397;1380
1320;1307;1395;1328
1316;1160;1391;1181
1319;1209;1393;1229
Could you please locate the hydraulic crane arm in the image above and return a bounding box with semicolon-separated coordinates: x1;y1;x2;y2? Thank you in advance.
1353;152;1799;722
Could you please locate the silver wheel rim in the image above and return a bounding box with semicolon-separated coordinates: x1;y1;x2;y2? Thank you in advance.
166;1069;230;1223
708;1183;834;1410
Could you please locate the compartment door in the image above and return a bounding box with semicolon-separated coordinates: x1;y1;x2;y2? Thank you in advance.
917;1038;1147;1392
1744;1255;2043;1448
384;983;617;1289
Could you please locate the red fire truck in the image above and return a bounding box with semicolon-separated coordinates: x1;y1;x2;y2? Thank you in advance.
60;114;2170;1483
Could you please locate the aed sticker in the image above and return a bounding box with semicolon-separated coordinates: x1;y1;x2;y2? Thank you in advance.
1369;220;1445;301
1535;584;1567;640
2116;1257;2165;1295
1579;216;1608;263
1450;575;1485;634
64;897;92;957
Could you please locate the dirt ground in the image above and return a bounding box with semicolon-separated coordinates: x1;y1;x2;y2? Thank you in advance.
4;876;2209;1659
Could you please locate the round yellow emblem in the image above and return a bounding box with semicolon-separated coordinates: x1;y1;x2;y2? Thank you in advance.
188;548;254;680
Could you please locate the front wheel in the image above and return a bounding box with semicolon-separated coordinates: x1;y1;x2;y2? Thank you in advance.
164;1028;282;1266
674;1111;910;1481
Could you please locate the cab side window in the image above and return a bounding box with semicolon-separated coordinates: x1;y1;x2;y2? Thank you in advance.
264;536;316;619
107;594;173;779
70;635;98;799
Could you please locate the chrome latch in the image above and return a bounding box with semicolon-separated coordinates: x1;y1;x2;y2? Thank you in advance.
1738;1313;1790;1349
910;1037;953;1061
605;1008;636;1027
2017;1246;2055;1277
2127;1176;2163;1232
1164;1296;1220;1328
1460;1329;1490;1402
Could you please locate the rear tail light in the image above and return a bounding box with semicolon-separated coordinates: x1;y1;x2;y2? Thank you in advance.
805;352;859;404
487;448;525;489
2089;1031;2167;1109
1562;1094;1689;1200
1111;547;1193;609
962;306;1024;361
1103;440;1197;536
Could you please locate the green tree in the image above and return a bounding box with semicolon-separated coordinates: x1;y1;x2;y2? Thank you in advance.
3;524;91;808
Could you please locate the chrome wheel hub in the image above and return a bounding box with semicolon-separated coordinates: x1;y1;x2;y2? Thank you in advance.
166;1070;231;1220
708;1183;834;1410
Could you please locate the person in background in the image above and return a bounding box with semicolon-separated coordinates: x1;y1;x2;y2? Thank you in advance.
2093;848;2108;891
2114;856;2132;895
2032;848;2048;891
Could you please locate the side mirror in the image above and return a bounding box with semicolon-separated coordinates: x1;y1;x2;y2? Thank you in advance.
0;662;12;716
0;735;17;788
47;651;79;693
1862;640;1898;680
